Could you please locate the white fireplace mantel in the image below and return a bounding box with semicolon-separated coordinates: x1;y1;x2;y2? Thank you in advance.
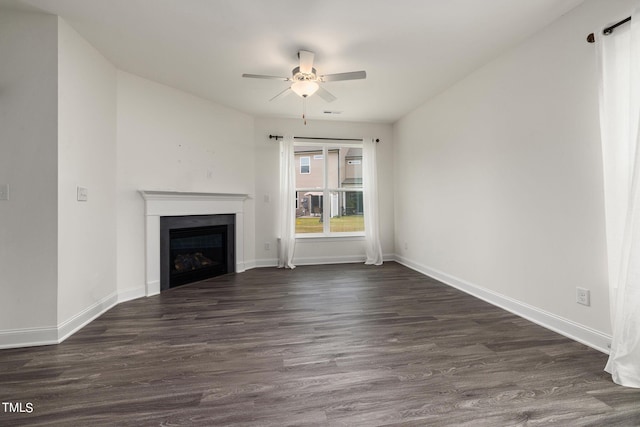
140;191;249;296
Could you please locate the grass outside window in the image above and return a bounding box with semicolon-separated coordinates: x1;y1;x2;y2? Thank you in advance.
296;215;364;234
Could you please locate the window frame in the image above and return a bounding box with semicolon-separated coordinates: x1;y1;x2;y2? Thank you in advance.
294;141;365;239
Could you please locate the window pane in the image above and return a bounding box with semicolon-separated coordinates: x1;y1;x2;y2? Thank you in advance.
338;147;362;189
295;146;323;187
295;191;324;233
300;156;310;174
292;143;365;236
329;191;364;233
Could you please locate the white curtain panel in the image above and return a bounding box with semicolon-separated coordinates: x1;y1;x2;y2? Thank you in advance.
363;137;383;265
598;4;640;388
278;136;296;269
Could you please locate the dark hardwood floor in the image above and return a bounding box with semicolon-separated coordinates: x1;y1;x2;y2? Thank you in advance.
1;262;639;426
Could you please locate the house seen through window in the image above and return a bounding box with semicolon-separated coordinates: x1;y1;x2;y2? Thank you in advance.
294;143;364;235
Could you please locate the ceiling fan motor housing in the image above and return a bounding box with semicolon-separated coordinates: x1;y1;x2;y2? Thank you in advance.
292;66;318;82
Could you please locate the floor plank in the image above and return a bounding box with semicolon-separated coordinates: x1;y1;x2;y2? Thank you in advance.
1;262;639;426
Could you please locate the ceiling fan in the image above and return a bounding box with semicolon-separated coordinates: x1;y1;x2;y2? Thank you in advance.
242;50;366;104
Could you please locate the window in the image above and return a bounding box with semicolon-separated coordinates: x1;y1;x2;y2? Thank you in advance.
294;143;364;236
300;156;310;174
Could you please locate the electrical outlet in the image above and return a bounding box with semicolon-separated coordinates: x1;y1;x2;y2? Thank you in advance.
264;193;271;203
576;287;590;306
0;184;9;201
404;242;408;250
264;242;271;251
77;186;88;202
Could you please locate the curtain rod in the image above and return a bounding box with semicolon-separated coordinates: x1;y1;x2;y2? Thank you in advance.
269;135;380;143
587;16;631;43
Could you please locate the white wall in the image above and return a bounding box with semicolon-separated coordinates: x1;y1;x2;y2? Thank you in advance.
0;10;59;338
57;19;118;333
116;72;255;298
253;117;394;266
393;0;634;351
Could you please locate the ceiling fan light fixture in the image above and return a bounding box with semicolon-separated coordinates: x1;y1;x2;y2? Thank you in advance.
291;80;319;98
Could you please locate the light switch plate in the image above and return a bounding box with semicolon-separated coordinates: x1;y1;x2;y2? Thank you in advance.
0;184;9;201
77;186;88;202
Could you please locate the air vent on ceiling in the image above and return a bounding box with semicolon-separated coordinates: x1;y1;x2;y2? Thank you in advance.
323;111;342;115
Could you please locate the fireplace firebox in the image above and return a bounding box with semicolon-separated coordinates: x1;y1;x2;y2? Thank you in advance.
160;214;235;290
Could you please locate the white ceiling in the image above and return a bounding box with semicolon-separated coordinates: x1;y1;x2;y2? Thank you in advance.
4;0;585;123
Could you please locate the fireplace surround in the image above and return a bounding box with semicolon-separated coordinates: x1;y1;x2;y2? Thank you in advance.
140;191;248;296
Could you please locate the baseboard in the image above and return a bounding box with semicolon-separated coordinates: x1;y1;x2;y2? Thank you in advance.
294;253;397;266
253;254;395;269
394;255;612;354
294;254;367;266
0;291;119;349
9;256;599;352
57;292;119;342
0;326;59;349
118;287;146;303
254;258;278;268
240;259;258;271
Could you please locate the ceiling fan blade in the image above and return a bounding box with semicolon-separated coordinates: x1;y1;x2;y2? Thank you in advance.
316;87;337;103
320;71;367;82
269;87;292;102
298;50;315;74
242;73;289;81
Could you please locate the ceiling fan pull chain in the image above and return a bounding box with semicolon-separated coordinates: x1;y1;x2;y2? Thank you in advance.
303;96;307;125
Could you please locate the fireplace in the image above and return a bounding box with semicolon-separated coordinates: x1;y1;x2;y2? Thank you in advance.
160;215;235;290
140;191;248;297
